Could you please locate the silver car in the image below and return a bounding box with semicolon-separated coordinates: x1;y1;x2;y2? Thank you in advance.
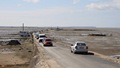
71;41;88;54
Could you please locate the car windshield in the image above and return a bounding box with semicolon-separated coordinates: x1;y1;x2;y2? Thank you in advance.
40;35;46;38
45;39;51;41
77;43;86;46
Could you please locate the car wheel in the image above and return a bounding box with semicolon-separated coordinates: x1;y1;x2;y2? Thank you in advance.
44;44;46;46
73;52;76;54
73;51;76;54
85;51;88;54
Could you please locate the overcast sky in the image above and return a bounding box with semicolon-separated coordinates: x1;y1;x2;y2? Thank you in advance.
0;0;120;27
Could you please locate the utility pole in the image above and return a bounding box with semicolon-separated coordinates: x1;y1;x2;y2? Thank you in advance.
22;23;24;31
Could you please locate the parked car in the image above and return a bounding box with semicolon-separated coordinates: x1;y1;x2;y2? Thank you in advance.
34;33;39;39
110;55;120;59
71;41;88;54
38;34;47;42
43;38;53;46
19;31;30;37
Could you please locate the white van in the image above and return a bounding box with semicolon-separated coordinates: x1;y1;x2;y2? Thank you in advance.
38;34;47;42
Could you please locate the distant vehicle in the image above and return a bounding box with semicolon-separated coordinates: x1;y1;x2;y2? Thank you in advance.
33;32;39;39
19;31;30;37
38;34;47;42
43;38;53;46
110;55;120;59
71;41;88;54
36;34;39;39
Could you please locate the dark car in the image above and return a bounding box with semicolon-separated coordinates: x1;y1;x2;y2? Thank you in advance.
19;31;30;37
43;38;53;46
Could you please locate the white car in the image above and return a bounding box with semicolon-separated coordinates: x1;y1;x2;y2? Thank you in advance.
71;41;88;54
38;34;47;42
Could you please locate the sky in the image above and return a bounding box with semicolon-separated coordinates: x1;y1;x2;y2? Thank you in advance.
0;0;120;27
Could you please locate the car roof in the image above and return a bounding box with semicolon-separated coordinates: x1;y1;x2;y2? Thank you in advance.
75;41;85;43
39;34;46;35
44;38;51;40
